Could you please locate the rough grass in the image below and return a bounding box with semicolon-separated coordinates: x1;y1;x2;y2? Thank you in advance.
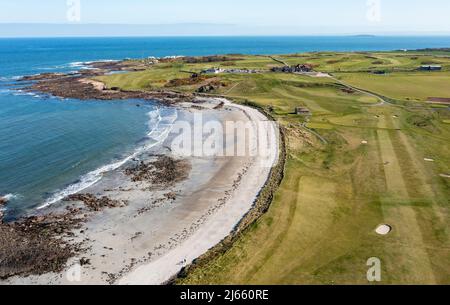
334;72;450;102
98;52;450;284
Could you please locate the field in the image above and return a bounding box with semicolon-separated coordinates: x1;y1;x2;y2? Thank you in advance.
334;72;450;102
97;51;450;284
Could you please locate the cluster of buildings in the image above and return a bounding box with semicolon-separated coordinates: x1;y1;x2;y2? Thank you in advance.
202;67;259;74
271;64;314;73
144;55;185;65
202;63;315;75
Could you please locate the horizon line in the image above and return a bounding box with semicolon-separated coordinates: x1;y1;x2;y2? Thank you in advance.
2;34;450;39
1;23;450;38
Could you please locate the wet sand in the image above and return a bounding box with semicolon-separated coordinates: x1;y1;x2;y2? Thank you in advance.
2;98;278;285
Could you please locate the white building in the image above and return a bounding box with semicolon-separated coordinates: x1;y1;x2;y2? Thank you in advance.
202;67;225;74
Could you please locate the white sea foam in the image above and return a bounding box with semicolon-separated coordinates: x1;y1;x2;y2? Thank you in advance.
2;194;18;201
13;90;43;98
37;107;178;210
0;75;23;82
67;62;93;70
1;194;19;211
68;60;119;70
68;61;85;67
37;60;118;72
84;59;119;64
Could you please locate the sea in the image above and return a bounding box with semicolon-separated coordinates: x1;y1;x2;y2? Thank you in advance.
1;36;450;219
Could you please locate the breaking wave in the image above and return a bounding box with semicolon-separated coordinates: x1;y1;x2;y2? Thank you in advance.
37;59;119;71
37;106;178;210
1;194;19;201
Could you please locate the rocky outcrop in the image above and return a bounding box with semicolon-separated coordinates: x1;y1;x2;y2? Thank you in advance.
26;76;195;103
197;84;217;93
17;60;196;104
20;73;67;81
125;156;191;186
64;194;127;211
196;79;227;93
0;191;130;279
0;210;84;280
0;197;7;223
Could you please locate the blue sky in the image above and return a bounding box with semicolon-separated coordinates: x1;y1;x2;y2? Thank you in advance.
1;0;450;35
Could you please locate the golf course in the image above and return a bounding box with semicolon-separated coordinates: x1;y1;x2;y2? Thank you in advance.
97;50;450;284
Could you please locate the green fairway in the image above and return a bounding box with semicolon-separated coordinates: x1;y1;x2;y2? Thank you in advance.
334;72;450;102
97;51;450;284
278;51;450;73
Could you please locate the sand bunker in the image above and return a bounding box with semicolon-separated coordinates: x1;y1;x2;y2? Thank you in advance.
375;224;392;235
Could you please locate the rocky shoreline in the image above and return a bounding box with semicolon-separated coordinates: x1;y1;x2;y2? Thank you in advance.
2;59;280;285
18;60;196;104
0;59;205;281
0;197;7;223
0;206;85;279
0;155;191;280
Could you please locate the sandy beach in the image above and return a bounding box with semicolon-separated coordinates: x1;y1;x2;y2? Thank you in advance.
1;97;278;285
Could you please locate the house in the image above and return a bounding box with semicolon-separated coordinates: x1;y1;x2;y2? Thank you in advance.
419;65;442;71
295;107;311;115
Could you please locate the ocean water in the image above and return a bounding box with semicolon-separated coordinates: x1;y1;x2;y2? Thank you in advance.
1;36;450;219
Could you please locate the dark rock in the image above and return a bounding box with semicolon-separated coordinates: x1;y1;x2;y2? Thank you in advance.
64;194;125;211
0;209;85;280
197;84;216;93
164;192;177;201
19;73;66;81
80;257;91;266
124;156;191;186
